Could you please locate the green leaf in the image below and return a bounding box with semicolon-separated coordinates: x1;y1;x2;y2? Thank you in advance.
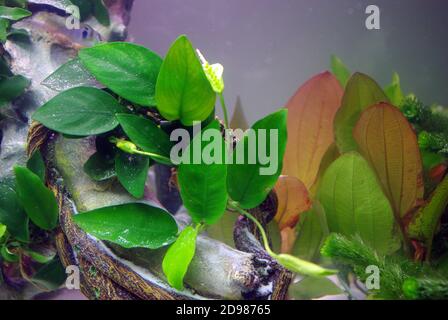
0;177;29;242
24;249;55;264
330;55;350;87
27;150;46;182
0;6;31;20
32;257;66;291
155;35;216;125
116;113;173;164
408;175;448;247
318;152;399;255
83;152;116;181
292;202;329;262
334;73;388;153
288;276;342;300
41;57;102;92
1;245;18;262
178;120;228;224
227;109;288;209
14;166;59;231
0;18;9;42
79;42;162;106
32;87;127;136
162;225;198;290
73;203;178;249
92;0;110;26
385;72;404;106
69;0;93;21
0;223;5;239
0;75;30;106
115;150;150;198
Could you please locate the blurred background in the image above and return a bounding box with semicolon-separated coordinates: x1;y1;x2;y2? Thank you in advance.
129;0;448;123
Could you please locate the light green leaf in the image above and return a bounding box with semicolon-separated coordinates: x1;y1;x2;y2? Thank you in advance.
73;203;178;249
178;120;227;225
0;223;5;239
0;177;29;242
24;249;55;264
115;150;150;199
14;166;58;231
162;225;198;290
318;152;399;255
116;113;173;164
27;150;46;182
41;57;102;92
334;73;388;153
79;42;162;106
0;6;31;20
385;72;404;106
83;152;116;181
330;55;350;87
227;109;288;209
33;87;127;136
155;35;216;125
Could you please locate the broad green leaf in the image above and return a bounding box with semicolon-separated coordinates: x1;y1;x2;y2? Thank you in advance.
318;152;399;254
330;55;350;87
32;257;66;291
0;6;31;20
227;109;288;209
73;203;178;249
283;72;343;189
33;87;127;136
408;175;448;246
27;150;46;182
288;276;342;300
0;177;29;241
116;113;173;165
292;202;329;262
162;225;198;290
115;150;150;199
334;73;389;153
14;166;59;231
0;224;5;239
178;120;227;224
41;57;102;92
92;0;110;26
0;75;30;106
274;175;311;230
354;102;424;218
385;72;404;106
155;35;216;125
83;152;116;181
79;42;162;106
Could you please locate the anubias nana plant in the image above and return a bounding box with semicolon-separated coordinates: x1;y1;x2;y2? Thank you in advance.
33;35;336;291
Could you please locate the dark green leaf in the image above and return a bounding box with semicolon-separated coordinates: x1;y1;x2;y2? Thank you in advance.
162;225;198;290
0;6;31;20
155;35;216;125
92;0;110;26
32;87;127;136
0;177;29;242
41;57;102;92
83;152;116;181
116;113;173;164
0;75;30;107
27;150;46;182
79;42;162;106
73;203;178;249
0;18;8;42
32;257;66;291
14;166;59;231
69;0;93;21
227;109;288;209
178;120;228;224
115;150;150;198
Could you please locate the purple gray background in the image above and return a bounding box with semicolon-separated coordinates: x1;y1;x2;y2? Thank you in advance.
128;0;448;123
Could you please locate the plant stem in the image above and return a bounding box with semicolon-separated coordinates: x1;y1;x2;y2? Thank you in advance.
219;92;230;129
132;149;172;165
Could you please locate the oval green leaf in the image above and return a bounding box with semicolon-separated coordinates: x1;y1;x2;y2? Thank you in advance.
73;203;178;249
162;225;198;290
318;152;399;254
0;6;31;20
178;120;228;225
116;113;173;164
14;166;58;231
79;42;162;106
334;73;388;153
155;35;216;125
83;152;116;181
115;151;150;199
227;109;288;209
27;150;46;182
33;86;127;136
